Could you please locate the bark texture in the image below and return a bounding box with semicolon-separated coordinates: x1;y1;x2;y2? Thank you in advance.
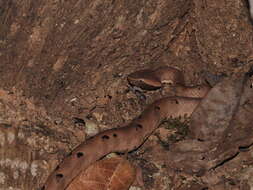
0;0;252;189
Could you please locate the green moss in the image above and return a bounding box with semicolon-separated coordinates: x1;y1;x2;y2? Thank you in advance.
162;116;190;143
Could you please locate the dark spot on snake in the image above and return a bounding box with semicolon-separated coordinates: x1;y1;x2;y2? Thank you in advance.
135;123;143;131
55;165;60;170
113;133;117;137
250;84;253;88
102;135;110;140
40;186;45;190
175;99;179;104
155;106;160;110
56;173;64;179
77;152;84;158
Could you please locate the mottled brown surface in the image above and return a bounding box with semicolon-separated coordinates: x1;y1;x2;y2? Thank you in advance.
67;156;136;190
133;72;253;190
0;0;253;189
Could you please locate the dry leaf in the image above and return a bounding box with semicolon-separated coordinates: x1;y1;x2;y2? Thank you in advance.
67;156;136;190
165;71;253;189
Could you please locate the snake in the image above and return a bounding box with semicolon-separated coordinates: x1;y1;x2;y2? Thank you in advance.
41;66;211;190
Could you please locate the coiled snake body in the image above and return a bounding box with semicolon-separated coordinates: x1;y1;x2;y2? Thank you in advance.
42;66;211;190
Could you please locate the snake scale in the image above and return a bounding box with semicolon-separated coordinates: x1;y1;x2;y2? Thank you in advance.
42;66;211;190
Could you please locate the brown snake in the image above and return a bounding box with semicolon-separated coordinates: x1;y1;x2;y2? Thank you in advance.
42;66;211;190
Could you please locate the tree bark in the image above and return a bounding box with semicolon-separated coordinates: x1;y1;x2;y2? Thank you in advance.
0;0;252;189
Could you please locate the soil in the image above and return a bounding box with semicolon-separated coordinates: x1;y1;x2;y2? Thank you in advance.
0;0;253;189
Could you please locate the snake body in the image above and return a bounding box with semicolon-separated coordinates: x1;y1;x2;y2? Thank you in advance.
42;66;210;190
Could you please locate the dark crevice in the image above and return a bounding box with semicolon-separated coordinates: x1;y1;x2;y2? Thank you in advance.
55;165;60;170
211;152;239;170
73;117;86;125
67;152;72;157
155;106;160;110
239;142;253;152
239;146;250;152
246;66;253;77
